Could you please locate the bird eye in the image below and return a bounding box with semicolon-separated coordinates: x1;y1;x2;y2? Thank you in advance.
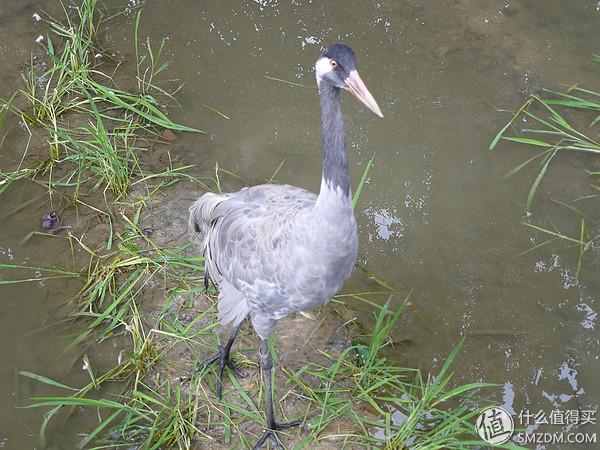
330;60;337;68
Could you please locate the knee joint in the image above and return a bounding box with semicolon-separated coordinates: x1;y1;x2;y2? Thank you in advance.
259;348;273;370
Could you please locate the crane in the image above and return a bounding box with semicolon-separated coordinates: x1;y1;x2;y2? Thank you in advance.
189;43;383;449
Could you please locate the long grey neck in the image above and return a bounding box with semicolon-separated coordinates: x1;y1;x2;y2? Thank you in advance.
318;82;350;197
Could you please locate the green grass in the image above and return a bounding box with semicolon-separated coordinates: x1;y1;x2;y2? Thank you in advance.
491;92;600;209
0;1;202;205
491;66;600;274
286;297;498;449
0;0;209;247
17;288;510;449
61;211;204;350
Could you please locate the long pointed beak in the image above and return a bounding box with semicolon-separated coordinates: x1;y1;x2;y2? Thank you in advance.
344;70;384;118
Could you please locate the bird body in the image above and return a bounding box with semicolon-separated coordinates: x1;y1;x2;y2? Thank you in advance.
189;180;358;339
189;43;382;449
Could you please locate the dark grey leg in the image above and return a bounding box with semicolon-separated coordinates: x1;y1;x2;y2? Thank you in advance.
252;339;300;450
195;322;246;400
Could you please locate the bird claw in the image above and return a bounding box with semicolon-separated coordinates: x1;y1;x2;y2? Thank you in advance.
252;421;301;450
273;420;301;431
252;429;284;450
194;346;246;400
194;353;220;372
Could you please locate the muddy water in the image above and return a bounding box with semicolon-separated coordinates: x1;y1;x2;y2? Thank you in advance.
1;0;600;448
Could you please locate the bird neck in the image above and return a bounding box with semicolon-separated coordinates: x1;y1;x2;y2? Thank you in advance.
318;82;350;199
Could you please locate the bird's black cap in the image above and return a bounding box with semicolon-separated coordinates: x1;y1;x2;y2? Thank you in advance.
321;44;357;71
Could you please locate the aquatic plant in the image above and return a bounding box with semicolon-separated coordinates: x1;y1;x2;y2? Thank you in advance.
491;75;600;276
0;1;201;202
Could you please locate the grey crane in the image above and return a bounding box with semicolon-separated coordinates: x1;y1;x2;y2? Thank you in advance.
189;43;382;449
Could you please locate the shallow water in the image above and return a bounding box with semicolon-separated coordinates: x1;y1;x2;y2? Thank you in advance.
1;0;600;448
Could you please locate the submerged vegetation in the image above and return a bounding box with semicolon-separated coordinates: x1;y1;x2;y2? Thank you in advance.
0;1;512;449
491;68;600;276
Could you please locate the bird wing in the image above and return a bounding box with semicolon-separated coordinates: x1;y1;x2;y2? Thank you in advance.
189;184;317;323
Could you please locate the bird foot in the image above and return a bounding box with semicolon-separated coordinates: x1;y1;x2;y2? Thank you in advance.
252;420;301;450
194;345;246;400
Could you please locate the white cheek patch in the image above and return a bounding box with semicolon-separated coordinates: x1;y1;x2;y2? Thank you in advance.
315;57;333;87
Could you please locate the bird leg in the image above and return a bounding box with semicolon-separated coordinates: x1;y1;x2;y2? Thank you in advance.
195;322;246;400
252;339;301;450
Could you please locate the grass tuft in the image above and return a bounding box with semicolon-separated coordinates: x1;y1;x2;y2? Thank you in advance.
491;63;600;272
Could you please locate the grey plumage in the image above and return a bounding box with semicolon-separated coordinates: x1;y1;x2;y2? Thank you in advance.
188;43;382;449
189;182;357;339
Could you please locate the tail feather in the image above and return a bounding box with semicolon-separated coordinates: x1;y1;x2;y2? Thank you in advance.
188;192;227;240
189;191;250;326
189;192;231;283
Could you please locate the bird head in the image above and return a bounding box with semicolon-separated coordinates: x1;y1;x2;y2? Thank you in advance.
315;44;383;118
